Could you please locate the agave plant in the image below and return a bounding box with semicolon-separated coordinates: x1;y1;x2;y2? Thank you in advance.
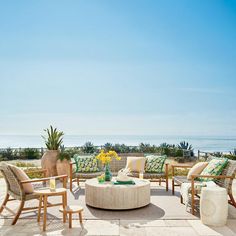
230;149;236;156
177;141;193;150
42;125;64;150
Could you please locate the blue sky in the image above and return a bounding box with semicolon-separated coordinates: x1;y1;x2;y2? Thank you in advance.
0;0;236;135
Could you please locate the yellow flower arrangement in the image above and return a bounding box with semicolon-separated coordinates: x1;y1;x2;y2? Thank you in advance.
96;149;121;164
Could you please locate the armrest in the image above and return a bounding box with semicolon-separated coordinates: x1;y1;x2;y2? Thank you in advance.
172;164;193;168
20;175;68;184
191;174;234;180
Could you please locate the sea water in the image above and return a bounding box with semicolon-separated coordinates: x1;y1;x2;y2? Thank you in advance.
0;135;236;153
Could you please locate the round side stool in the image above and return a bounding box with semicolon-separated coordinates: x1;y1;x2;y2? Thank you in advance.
59;205;84;228
200;187;228;226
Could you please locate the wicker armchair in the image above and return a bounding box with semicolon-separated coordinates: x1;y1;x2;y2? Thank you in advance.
172;157;236;215
0;163;67;225
70;153;169;192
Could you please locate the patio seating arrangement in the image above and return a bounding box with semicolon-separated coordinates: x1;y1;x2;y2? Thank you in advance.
69;153;169;192
0;162;67;227
172;156;236;215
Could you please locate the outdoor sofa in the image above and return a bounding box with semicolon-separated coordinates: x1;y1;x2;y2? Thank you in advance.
172;156;236;215
69;153;169;192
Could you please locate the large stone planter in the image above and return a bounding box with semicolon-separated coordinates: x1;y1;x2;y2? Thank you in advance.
41;150;59;177
56;159;70;178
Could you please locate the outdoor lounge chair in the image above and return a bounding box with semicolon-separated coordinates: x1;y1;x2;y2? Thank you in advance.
172;157;236;215
0;162;67;225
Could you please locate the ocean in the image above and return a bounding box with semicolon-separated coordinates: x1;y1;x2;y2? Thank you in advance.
0;135;236;153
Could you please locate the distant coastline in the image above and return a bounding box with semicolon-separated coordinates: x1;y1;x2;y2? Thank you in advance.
0;135;236;153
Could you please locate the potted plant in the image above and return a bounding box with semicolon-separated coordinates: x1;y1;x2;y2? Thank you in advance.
56;145;71;178
41;125;64;177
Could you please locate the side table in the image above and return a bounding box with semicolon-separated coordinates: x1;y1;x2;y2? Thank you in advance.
200;187;228;226
34;188;67;231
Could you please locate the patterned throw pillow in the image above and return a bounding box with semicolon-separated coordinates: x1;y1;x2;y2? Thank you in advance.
198;157;228;182
145;155;167;173
74;155;100;173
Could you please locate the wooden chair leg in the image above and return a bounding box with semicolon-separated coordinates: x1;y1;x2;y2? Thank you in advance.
77;178;80;186
229;193;236;207
191;180;195;215
12;200;25;225
62;192;67;223
43;195;47;231
69;213;72;228
37;195;43;222
70;179;73;192
172;179;175;195
180;195;183;204
159;178;161;186
166;176;169;191
0;193;10;213
79;212;83;224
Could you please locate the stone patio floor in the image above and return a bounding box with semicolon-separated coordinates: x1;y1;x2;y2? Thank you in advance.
0;179;236;236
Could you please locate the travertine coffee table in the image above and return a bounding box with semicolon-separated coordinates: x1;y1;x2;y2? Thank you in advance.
85;178;150;210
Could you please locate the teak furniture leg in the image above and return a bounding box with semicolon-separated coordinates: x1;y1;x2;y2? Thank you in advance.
180;195;183;204
69;213;72;228
37;195;43;222
165;164;169;191
62;192;67;223
79;212;83;224
43;195;47;231
191;179;195;215
172;179;175;195
0;193;9;213
12;200;25;225
229;193;236;207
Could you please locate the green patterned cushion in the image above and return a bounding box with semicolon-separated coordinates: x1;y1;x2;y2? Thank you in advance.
145;155;167;173
198;157;228;181
74;155;100;173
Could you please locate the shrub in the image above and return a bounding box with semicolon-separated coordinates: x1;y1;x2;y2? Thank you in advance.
0;148;17;160
81;142;98;154
19;148;40;159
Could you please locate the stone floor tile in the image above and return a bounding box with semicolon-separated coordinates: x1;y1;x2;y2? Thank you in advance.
80;220;119;236
145;226;199;236
188;220;221;235
120;219;166;227
211;226;236;236
164;219;190;227
226;219;236;234
119;225;147;236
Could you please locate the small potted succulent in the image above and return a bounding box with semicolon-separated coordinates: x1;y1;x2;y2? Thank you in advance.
41;125;64;177
56;145;71;177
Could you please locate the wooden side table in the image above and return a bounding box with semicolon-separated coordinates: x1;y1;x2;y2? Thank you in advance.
34;188;67;231
59;205;83;228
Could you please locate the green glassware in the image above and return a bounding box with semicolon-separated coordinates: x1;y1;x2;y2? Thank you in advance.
104;163;112;181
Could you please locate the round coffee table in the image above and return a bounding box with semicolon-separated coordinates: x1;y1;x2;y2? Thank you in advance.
85;178;150;210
